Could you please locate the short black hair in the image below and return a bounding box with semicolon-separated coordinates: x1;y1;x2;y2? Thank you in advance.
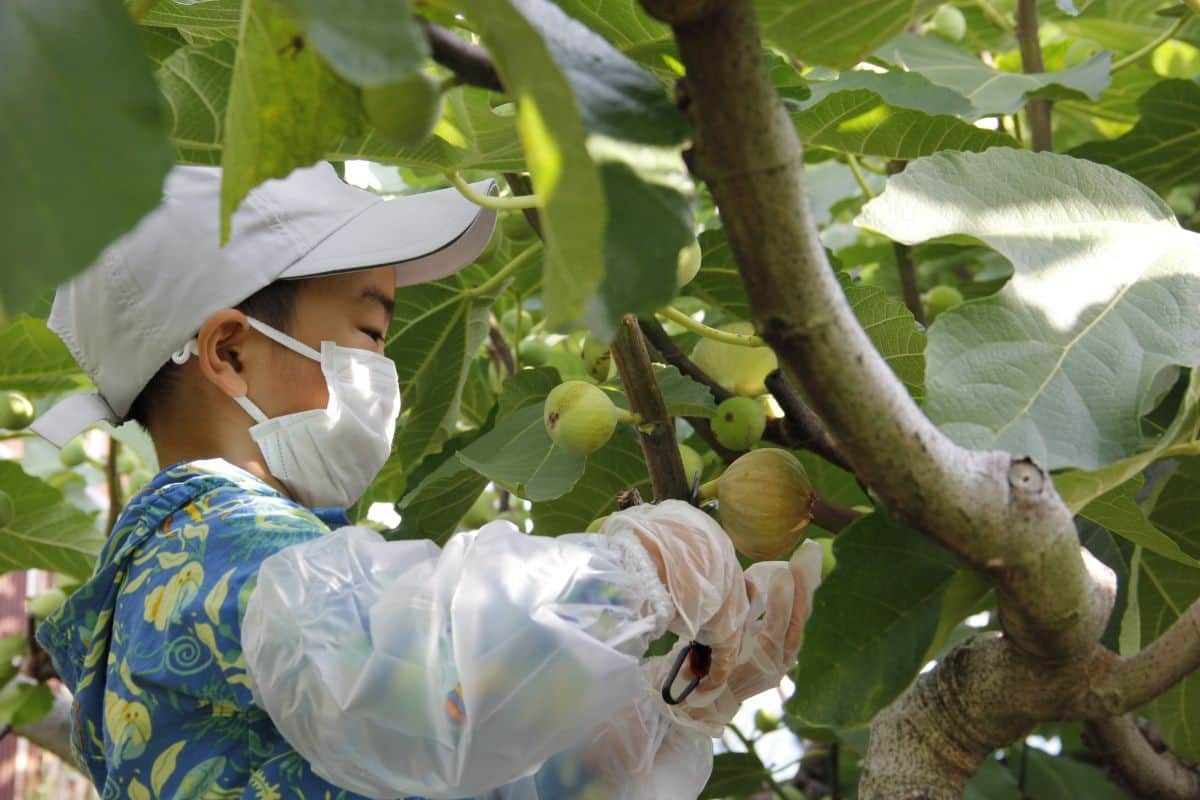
127;279;304;431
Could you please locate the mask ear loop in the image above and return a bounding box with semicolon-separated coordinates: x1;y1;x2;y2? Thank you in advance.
169;336;269;424
171;339;199;365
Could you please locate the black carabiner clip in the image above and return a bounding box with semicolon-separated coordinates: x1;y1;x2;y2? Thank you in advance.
661;640;713;705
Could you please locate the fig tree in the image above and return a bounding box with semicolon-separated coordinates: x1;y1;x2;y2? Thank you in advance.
0;391;34;430
691;322;778;397
711;396;767;451
544;381;621;455
0;490;13;528
715;448;815;561
676;238;702;288
924;285;964;322
361;72;444;149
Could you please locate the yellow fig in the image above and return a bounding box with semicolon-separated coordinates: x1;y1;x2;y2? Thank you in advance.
544;381;620;455
716;448;815;560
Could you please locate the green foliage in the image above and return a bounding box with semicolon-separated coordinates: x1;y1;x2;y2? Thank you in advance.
0;461;105;580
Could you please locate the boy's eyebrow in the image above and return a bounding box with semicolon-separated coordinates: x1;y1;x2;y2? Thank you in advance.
360;286;396;322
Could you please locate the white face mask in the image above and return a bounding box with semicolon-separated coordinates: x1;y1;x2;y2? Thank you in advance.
224;316;402;509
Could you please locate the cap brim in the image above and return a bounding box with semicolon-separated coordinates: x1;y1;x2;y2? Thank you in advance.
278;179;499;287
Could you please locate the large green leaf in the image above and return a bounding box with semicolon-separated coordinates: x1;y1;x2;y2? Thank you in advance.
1054;369;1200;511
0;462;105;581
269;0;429;86
685;229;927;399
876;33;1111;117
0;316;88;396
607;364;717;420
758;0;917;70
219;0;364;238
858;149;1200;471
1015;747;1130;800
1135;458;1200;759
1070;79;1200;195
137;0;243;40
157;39;237;164
700;752;770;799
792;89;1017;159
1;0;172;315
530;425;650;534
382;274;497;483
551;0;675;70
800;69;976;117
788;513;959;728
391;427;493;545
1076;475;1200;569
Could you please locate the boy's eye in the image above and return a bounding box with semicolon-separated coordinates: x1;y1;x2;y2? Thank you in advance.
360;328;385;343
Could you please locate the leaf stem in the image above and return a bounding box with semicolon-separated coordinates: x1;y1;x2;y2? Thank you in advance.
657;306;765;347
1017;0;1053;152
973;0;1014;31
105;436;121;535
468;240;543;298
845;155;875;199
1160;441;1200;459
445;170;541;209
1112;13;1189;72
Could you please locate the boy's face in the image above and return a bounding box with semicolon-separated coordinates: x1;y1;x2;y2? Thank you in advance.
235;265;396;418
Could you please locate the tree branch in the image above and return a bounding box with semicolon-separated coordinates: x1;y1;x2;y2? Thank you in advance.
764;370;852;473
653;0;1112;663
610;315;690;501
421;20;505;93
1016;0;1053;152
487;312;516;375
1089;598;1200;714
1083;716;1200;800
106;436;121;535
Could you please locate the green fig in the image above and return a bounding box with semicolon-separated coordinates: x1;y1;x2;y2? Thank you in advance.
361;72;445;149
711;396;767;451
0;391;34;431
544;381;620;455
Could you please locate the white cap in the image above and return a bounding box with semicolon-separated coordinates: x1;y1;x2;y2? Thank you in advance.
32;162;497;447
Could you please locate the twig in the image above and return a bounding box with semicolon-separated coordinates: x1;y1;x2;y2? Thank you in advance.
764;371;852;473
1016;0;1053;152
657;306;765;346
421;20;505;92
1083;716;1200;800
886;161;925;325
446;170;541;209
845;155;875;199
1093;598;1200;713
502;173;545;238
610;316;690;501
467;240;543;298
106;436;121;535
812;496;864;534
487;312;516;375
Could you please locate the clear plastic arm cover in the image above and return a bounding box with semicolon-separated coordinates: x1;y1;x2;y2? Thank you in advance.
241;521;691;799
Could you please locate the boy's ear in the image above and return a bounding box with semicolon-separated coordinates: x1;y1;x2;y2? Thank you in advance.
195;309;255;398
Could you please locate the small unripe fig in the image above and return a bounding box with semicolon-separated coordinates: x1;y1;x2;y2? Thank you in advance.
580;336;614;382
0;391;34;430
676;238;702;288
518;338;551;367
28;588;67;620
754;708;781;734
500;308;534;339
819;537;837;578
678;444;704;489
691;322;778;397
711;396;767;451
927;5;966;41
501;211;536;243
0;490;14;528
59;437;88;468
585;514;609;533
361;72;444;149
462;488;496;529
717;449;815;561
544;381;619;455
924;285;964;323
497;509;529;531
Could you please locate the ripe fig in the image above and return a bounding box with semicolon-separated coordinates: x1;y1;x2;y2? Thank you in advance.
711;396;767;451
0;490;13;528
924;285;964;323
544;381;619;455
716;448;815;561
676;238;702;288
0;391;34;431
361;72;444;149
691;322;778;397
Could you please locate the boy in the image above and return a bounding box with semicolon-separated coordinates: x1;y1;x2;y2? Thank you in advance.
31;162;821;799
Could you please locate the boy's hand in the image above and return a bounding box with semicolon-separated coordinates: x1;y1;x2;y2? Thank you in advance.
602;500;750;693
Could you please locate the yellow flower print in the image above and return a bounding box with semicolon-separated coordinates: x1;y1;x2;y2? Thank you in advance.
143;561;205;631
104;691;151;765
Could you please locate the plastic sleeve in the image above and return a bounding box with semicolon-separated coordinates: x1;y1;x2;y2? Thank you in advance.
241;521;676;799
